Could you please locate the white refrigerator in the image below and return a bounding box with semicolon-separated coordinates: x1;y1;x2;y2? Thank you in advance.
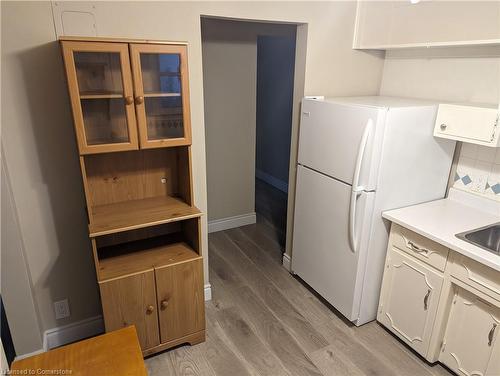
291;97;456;326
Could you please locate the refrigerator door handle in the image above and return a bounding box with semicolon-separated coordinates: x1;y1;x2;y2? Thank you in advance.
348;119;373;253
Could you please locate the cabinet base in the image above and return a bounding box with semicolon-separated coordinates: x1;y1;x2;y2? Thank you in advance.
142;329;205;357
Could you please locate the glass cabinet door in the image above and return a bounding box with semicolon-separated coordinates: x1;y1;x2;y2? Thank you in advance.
130;44;191;148
61;41;139;154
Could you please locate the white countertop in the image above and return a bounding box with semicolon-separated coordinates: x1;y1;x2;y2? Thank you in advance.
382;188;500;271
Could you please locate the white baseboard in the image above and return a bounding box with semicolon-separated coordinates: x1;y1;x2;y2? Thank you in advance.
282;253;292;272
256;169;288;193
14;348;45;361
43;315;104;351
208;213;256;233
204;283;212;301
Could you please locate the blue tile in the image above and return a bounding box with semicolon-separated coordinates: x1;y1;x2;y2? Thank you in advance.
491;183;500;195
462;175;472;185
454;173;460;182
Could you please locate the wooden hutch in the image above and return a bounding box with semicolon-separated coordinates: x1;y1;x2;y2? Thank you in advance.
60;37;205;356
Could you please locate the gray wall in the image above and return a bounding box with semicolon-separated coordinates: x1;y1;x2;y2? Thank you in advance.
256;35;296;190
1;155;43;355
202;19;297;221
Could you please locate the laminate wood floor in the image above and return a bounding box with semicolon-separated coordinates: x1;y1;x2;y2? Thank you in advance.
146;218;452;376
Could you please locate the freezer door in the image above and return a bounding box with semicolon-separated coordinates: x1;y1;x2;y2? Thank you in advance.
298;99;383;189
291;165;374;322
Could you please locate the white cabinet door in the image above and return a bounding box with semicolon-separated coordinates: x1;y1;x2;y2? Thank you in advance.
434;104;499;147
486;328;500;376
378;248;443;356
439;288;500;376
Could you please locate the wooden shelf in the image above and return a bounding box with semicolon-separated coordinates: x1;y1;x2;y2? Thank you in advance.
80;92;124;99
98;241;201;282
89;196;201;237
143;93;181;98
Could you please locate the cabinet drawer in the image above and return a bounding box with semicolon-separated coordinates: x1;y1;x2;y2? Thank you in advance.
390;224;449;271
449;253;500;303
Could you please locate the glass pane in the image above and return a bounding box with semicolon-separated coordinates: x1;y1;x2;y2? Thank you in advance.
74;52;123;95
144;96;184;140
81;98;130;145
140;53;181;94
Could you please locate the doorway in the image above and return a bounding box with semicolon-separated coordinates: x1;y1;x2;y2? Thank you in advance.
201;17;301;259
255;35;296;247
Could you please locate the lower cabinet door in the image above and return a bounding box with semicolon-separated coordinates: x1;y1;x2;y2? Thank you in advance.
99;271;160;350
439;288;500;376
378;248;443;356
155;259;205;343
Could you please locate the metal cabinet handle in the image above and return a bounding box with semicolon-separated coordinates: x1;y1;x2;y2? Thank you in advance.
423;289;431;311
488;323;497;346
440;123;447;131
146;305;154;315
407;240;428;254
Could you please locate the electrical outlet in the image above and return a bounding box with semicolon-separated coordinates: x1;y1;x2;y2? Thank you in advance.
54;299;71;320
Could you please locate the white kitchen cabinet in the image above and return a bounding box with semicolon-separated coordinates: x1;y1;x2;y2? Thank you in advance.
379;223;500;372
378;247;443;356
353;1;500;49
439;288;500;376
434;104;499;147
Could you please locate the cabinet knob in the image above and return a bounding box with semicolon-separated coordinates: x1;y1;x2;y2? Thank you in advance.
440;123;447;131
125;96;134;105
135;96;144;105
146;305;154;315
160;299;169;310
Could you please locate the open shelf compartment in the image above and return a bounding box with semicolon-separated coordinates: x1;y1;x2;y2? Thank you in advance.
95;217;201;282
84;146;199;237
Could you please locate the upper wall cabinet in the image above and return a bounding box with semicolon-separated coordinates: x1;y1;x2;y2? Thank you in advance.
434;104;500;147
353;1;500;49
61;40;191;154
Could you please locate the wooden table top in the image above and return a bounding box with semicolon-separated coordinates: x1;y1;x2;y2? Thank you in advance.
11;326;147;376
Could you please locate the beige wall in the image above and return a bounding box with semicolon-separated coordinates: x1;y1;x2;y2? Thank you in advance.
202;18;296;221
380;47;500;201
1;0;384;351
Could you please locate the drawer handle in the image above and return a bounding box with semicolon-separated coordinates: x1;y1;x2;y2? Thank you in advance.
488;323;497;346
440;123;447;131
146;305;154;315
407;240;428;254
423;289;431;311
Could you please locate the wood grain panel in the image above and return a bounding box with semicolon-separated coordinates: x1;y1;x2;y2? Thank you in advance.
99;271;159;350
98;241;201;282
156;258;205;343
11;326;147;376
89;195;201;237
84;148;179;206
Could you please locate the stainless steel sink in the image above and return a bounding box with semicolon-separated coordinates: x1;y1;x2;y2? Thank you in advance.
456;223;500;255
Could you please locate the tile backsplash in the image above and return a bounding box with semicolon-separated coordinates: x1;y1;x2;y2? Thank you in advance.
454;143;500;201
